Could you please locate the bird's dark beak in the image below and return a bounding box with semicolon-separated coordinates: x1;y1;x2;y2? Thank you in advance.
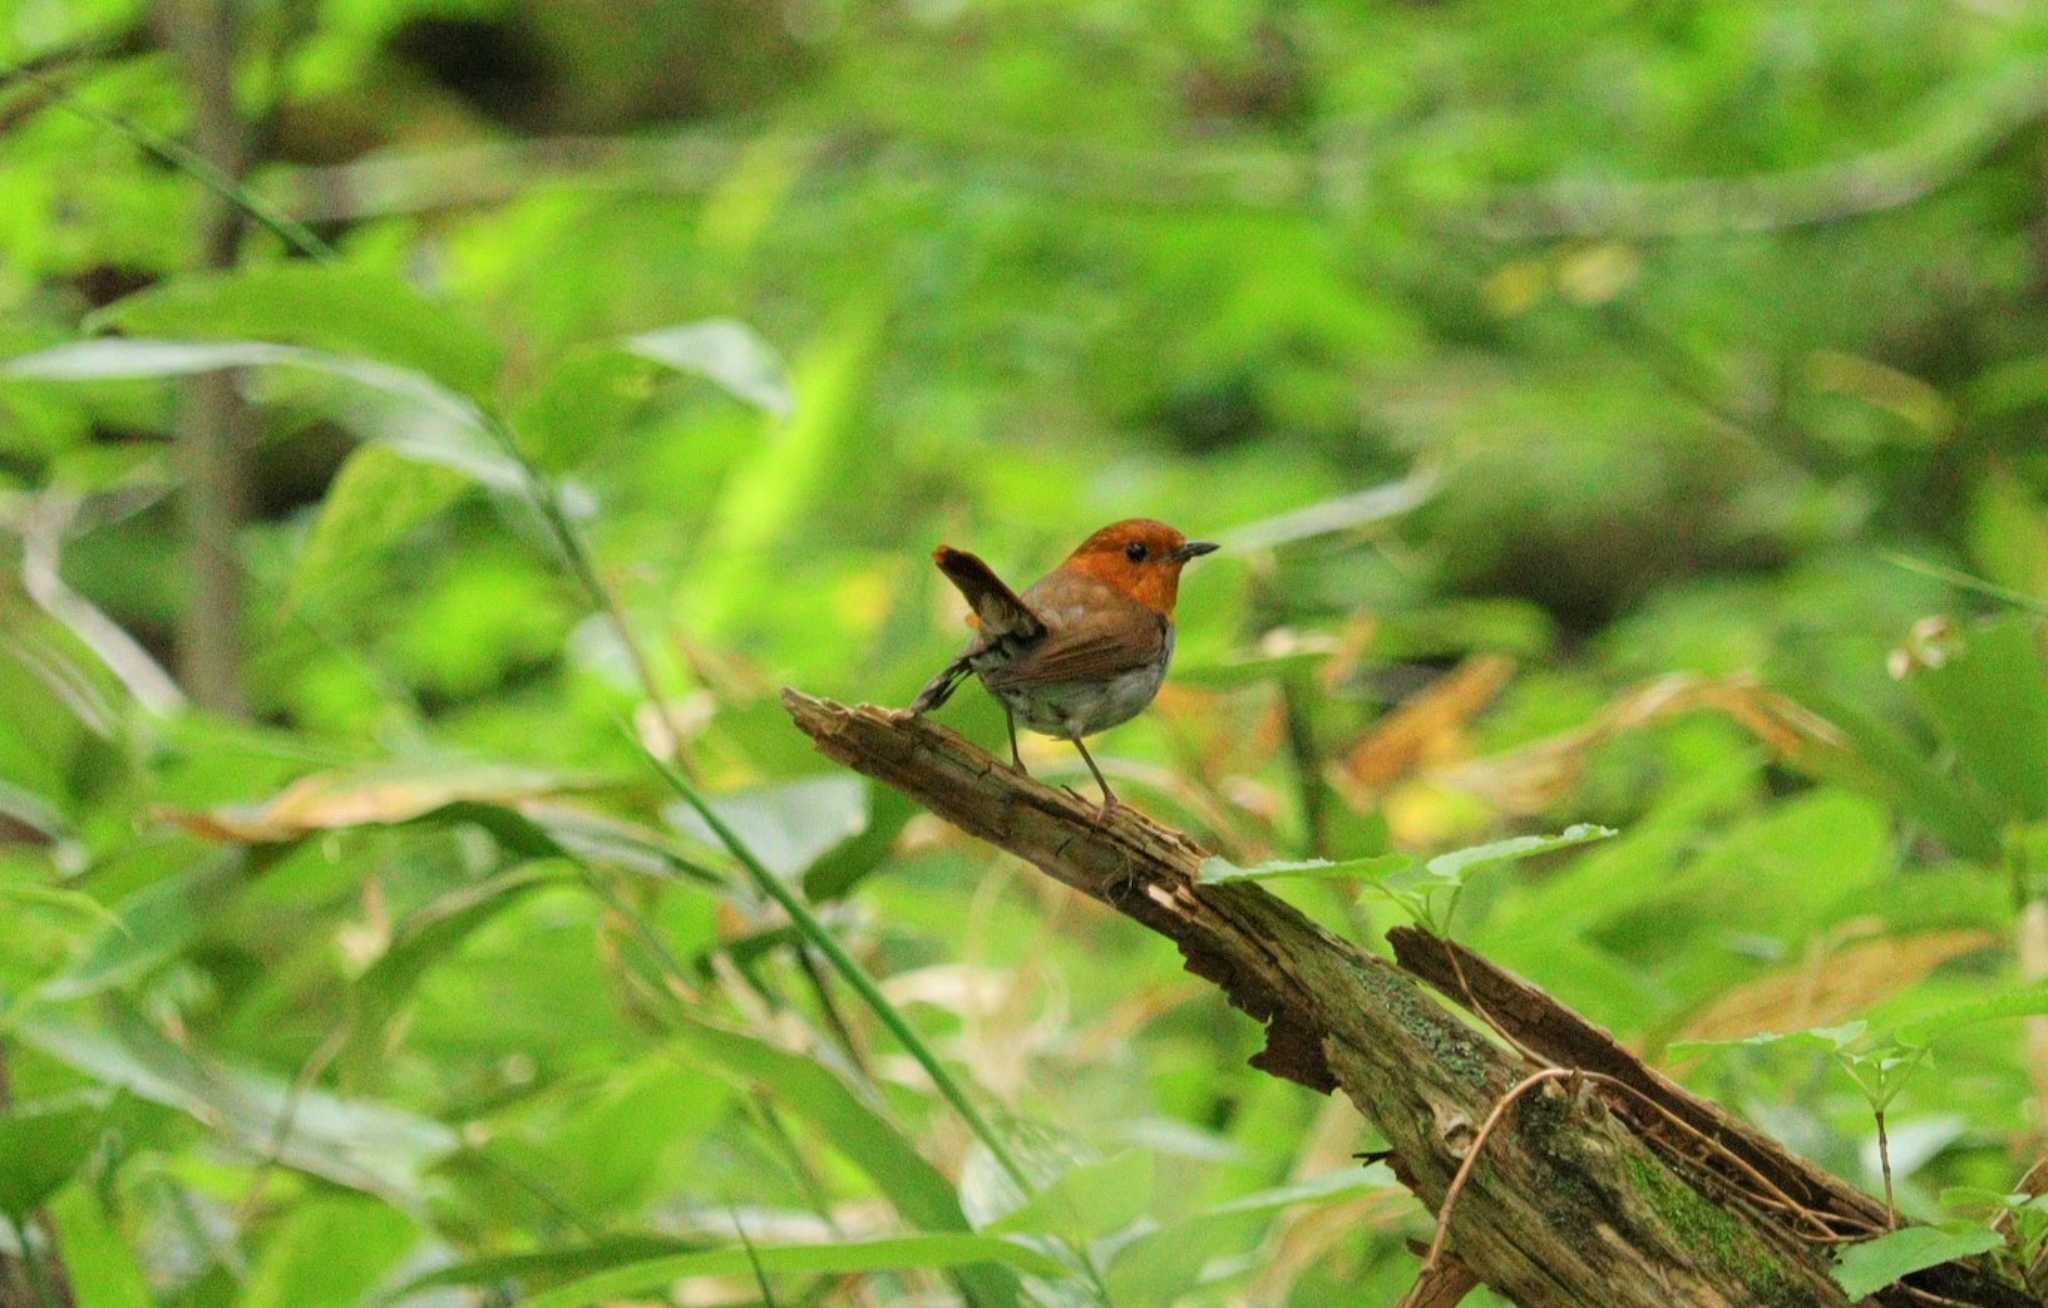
1172;541;1220;563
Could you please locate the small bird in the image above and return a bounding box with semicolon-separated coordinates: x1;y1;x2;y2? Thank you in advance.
910;519;1218;813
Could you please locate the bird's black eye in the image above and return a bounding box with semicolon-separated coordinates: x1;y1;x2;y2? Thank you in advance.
1125;541;1149;563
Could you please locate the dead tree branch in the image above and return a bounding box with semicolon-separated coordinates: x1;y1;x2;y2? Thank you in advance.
782;690;2035;1307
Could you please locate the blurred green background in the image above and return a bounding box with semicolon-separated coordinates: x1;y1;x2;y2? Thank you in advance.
8;0;2048;1304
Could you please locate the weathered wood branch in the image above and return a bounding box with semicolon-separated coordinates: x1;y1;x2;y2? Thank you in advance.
782;691;2034;1308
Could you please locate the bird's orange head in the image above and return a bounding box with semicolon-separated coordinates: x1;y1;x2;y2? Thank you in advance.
1058;518;1218;615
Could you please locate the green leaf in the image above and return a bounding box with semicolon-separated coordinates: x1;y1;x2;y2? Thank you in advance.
1906;615;2048;820
805;782;919;900
688;311;876;634
343;868;558;1075
1107;1167;1392;1307
518;1235;1067;1308
0;880;125;935
42;861;249;1001
1;339;482;430
0;1095;104;1223
1197;853;1412;885
512;347;652;469
381;1236;700;1304
1673;1021;1870;1056
1831;1223;2003;1298
86;265;502;397
1965;469;2048;601
48;1183;152;1308
1424;823;1618;881
1897;983;2048;1042
625;319;794;417
1788;684;2004;862
290;444;470;610
666;1016;1019;1305
667;775;869;880
19;1008;456;1200
666;1019;966;1234
0;338;530;496
239;1197;419;1308
987;1150;1153;1241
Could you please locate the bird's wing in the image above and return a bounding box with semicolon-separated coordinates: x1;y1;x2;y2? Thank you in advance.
933;547;1047;642
983;584;1165;687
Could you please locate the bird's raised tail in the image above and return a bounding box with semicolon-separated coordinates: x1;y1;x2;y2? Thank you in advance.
932;547;1045;641
909;546;1046;715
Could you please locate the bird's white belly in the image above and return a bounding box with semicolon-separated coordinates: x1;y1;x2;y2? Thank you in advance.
996;660;1166;738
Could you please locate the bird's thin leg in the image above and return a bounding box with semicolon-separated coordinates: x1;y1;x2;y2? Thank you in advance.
1070;736;1119;813
1006;708;1027;775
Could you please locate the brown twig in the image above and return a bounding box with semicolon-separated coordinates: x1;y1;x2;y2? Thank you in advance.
1400;1068;1579;1302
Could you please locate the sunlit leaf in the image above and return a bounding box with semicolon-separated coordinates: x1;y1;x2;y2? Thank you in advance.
0;339;483;430
1672;1021;1870;1056
0;880;125;935
157;763;578;844
1220;472;1438;551
1424;823;1617;881
1197;852;1412;885
688;311;876;633
86;264;502;397
626;318;794;417
0;338;531;496
48;1184;151;1308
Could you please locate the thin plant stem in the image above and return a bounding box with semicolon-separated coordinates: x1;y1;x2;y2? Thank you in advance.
1402;1068;1574;1304
478;412;701;782
1876;1107;1896;1230
731;1202;781;1308
792;941;871;1079
1883;551;2048;618
22;71;338;263
641;747;1030;1190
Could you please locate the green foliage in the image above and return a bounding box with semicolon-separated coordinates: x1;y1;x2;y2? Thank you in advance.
0;1095;105;1224
8;2;2048;1302
520;1234;1070;1308
987;1150;1153;1241
1831;1223;2005;1299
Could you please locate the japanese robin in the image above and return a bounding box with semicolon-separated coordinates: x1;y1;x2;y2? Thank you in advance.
909;519;1218;813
